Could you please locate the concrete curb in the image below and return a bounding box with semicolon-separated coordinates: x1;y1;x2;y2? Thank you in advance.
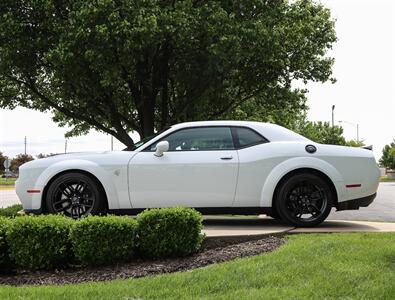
289;220;395;233
202;217;395;238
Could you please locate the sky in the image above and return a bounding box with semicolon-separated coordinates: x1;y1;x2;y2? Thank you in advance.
0;0;394;160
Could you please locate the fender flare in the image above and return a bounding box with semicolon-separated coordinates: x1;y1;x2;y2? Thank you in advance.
260;157;346;207
32;159;120;210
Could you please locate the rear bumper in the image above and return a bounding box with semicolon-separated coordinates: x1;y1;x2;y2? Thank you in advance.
336;193;376;211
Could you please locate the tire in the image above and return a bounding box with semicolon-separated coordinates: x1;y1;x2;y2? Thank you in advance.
46;172;106;219
274;173;333;227
267;209;282;220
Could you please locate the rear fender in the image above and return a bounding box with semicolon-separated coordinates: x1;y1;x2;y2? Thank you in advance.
260;157;346;207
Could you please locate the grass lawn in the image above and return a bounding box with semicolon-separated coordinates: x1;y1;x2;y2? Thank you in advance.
1;233;394;299
0;177;16;186
381;176;395;182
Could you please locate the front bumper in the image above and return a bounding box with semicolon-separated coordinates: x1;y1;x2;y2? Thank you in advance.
336;193;376;211
24;208;43;215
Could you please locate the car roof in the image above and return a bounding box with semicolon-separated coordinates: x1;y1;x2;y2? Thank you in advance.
171;121;310;142
172;120;263;128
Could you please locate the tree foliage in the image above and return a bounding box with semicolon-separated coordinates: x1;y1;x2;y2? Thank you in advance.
379;140;395;170
297;121;346;145
10;154;34;173
0;151;7;173
0;0;336;146
344;139;365;148
36;153;57;159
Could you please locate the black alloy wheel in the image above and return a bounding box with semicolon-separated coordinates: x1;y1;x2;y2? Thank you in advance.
275;173;333;227
46;172;106;219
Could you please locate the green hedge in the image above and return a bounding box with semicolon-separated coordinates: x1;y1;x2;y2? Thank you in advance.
0;207;204;271
137;207;204;259
6;215;73;270
0;216;11;270
70;215;137;266
0;204;23;218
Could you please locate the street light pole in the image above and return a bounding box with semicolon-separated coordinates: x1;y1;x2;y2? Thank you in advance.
339;120;359;142
331;105;335;127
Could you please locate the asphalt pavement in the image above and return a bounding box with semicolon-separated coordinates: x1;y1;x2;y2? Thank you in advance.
328;182;395;222
0;188;19;208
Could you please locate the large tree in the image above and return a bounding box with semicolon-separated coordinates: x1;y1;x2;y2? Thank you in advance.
0;0;336;147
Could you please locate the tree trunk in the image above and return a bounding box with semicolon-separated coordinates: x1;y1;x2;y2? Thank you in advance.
113;130;135;148
141;97;155;137
160;41;170;130
160;69;169;129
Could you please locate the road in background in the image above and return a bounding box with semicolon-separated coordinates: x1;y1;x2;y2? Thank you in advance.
1;183;394;221
328;182;395;222
0;188;20;208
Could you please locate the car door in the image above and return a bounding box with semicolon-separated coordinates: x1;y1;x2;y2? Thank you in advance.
129;126;239;208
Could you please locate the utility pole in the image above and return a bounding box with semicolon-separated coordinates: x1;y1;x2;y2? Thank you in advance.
331;105;335;127
111;136;114;151
24;136;27;155
339;120;359;142
65;139;68;154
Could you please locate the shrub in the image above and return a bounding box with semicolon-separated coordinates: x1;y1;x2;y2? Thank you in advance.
0;204;23;218
7;215;73;270
137;207;204;259
70;215;137;266
0;216;11;271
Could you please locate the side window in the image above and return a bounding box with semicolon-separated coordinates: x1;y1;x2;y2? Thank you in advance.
235;127;267;148
149;127;234;151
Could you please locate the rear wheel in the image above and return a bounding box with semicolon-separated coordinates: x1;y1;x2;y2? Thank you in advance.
274;173;333;227
46;172;106;219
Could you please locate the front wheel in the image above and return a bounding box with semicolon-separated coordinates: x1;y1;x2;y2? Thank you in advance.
274;173;333;227
46;172;106;219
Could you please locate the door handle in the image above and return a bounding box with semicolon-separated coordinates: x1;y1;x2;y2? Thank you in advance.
220;156;233;160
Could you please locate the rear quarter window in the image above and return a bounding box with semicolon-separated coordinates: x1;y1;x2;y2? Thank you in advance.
235;127;267;148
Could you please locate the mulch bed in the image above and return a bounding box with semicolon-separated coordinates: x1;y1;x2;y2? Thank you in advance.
0;235;285;286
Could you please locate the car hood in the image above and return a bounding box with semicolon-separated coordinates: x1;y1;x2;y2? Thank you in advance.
19;151;136;170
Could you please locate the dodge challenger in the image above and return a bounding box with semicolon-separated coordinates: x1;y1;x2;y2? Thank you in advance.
16;121;380;226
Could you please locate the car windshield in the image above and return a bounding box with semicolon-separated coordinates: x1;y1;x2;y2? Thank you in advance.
123;127;170;151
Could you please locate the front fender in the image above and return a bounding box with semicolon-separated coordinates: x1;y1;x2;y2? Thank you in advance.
260;157;346;207
31;159;120;210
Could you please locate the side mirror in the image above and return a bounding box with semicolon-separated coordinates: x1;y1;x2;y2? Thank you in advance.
154;141;169;157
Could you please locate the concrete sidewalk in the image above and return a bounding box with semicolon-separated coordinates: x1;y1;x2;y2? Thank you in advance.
202;217;395;237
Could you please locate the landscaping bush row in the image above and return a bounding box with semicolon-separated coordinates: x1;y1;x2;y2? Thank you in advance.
0;207;204;271
0;204;23;218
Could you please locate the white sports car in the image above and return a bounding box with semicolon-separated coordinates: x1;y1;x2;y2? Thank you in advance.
16;121;380;226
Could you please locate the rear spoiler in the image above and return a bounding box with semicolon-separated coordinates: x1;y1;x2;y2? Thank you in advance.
362;145;373;151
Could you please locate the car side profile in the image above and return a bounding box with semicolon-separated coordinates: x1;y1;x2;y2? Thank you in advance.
16;121;380;226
